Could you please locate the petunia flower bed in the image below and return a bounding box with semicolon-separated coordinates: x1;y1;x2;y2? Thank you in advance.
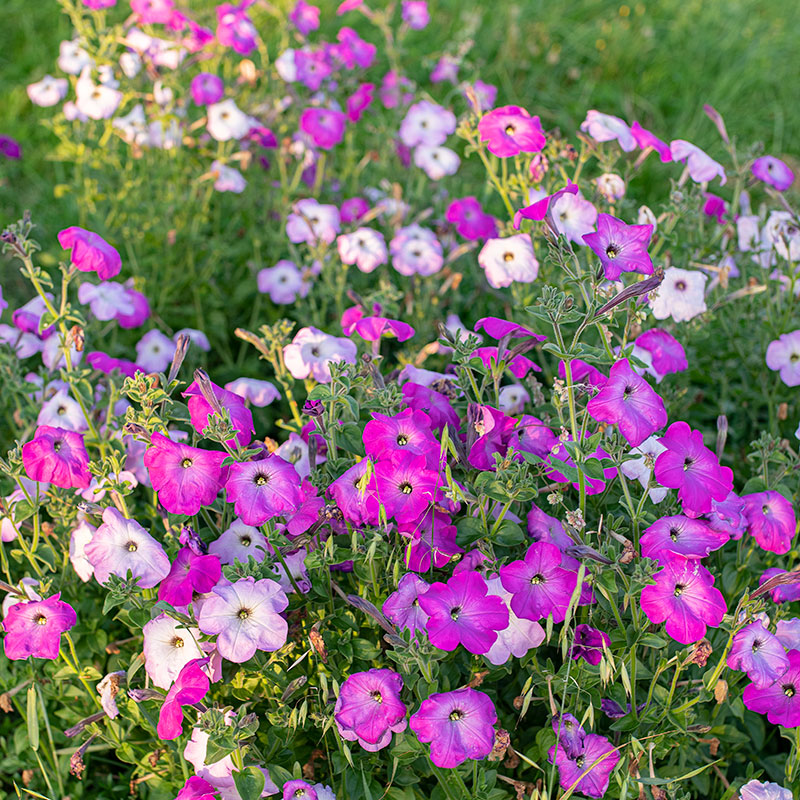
1;1;799;799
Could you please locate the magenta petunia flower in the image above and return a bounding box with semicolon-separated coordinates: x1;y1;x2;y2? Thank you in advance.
383;573;430;635
334;669;407;751
337;27;376;69
570;624;610;666
549;733;620;799
766;331;800;387
499;541;578;623
144;433;227;516
639;554;726;644
57;227;122;281
586;359;667;447
401;511;463;572
742;491;796;554
639;515;729;560
327;459;380;526
216;2;257;54
197;577;288;663
354;316;415;343
630;121;672;161
3;594;76;660
157;657;210;740
175;776;218;800
546;435;617;495
373;452;439;524
158;547;222;607
401;382;460;434
478;105;546;157
85;507;170;588
704;491;748;539
86;351;141;378
190;73;224;105
470;347;539;380
654;421;734;516
282;781;316;800
743;650;800;728
752;156;794;191
364;408;439;467
224;455;304;527
183;379;255;449
634;328;688;379
289;0;320;34
402;0;429;28
474;316;547;342
22;426;92;489
409;688;496;768
509;415;558;461
445;197;497;240
727;620;790;688
300;108;347;150
418;571;508;654
582;213;654;280
346;82;374;122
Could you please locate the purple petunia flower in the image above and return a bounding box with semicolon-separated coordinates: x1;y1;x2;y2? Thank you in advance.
373;452;439;523
418;571;508;654
158;547;221;607
289;0;320;35
499;542;578;623
3;594;76;660
22;426;92;489
654;421;733;516
586;359;667;447
58;227;121;281
549;733;620;799
224;455;304;527
743;650;800;728
409;688;496;768
364;408;439;466
334;669;407;751
633;328;688;381
197;577;288;663
546;435;617;495
639;554;726;644
766;331;800;387
190;73;224;106
478;105;546;157
639;515;729;560
445;197;497;240
300;108;347;150
0;135;21;160
157;657;210;740
401;382;460;434
283;780;316;800
582;214;654;280
327;459;379;526
85;507;170;588
751;156;794;192
727;620;790;688
742;491;796;554
401;511;464;572
144;433;227;516
382;573;430;635
570;624;610;666
466;404;517;471
739;780;793;800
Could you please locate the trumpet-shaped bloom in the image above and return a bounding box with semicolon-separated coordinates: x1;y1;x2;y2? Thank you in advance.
739;780;793;800
766;331;800;386
382;573;430;635
22;426;92;489
743;650;800;728
144;433;227;516
649;267;708;322
654;421;733;516
484;576;545;666
175;776;218;800
374;453;439;523
727;620;790;688
197;577;288;663
284;327;357;383
157;658;210;740
752;156;794;191
478;106;546;157
582;214;654;280
3;594;76;660
224;456;304;526
390;224;444;277
334;669;407;751
337;228;387;273
300;108;347;150
286;198;341;246
639;555;726;644
409;688;496;768
328;460;379;526
640;515;729;560
634;328;688;379
742;491;796;554
549;733;620;799
478;234;539;288
586;359;667;446
209;518;268;564
570;624;610;666
418;571;508;654
158;548;222;607
670;139;726;184
445;197;497;240
399;101;455;147
364;408;438;466
581;110;635;151
143;614;205;690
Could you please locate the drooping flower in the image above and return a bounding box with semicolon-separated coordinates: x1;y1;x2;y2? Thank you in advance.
570;624;611;666
382;573;430;635
466;404;517;471
499;542;578;623
484;576;545;666
22;426;91;489
743;650;800;728
224;456;304;527
581;110;636;151
639;554;726;644
478;106;546;157
582;214;654;280
766;330;800;386
742;491;796;554
654;421;733;516
401;382;460;434
727;620;790;688
3;594;76;660
760;569;800;604
183;379;255;448
586;359;667;447
225;378;281;407
144;433;227;516
752;156;794;191
640;515;729;560
85;507;170;588
373;453;439;523
670;139;726;184
197;577;288;663
513;182;578;229
549;190;598;243
157;658;210;740
549;733;621;799
477;234;539;288
334;669;407;751
409;688;496;768
418;571;508;654
69;519;95;582
57;227;121;281
158;548;222;608
283;327;358;383
558;358;608;389
630;121;672;161
649;267;707;322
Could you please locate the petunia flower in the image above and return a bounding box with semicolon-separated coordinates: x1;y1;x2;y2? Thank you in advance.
143;614;205;690
401;382;460;434
216;3;257;55
190;73;224;105
208;518;268;564
752;156;794;191
586;359;667;446
327;459;380;526
382;573;430;635
354;316;415;343
401;511;463;572
418;571;508;654
175;776;219;800
58;227;122;281
549;733;621;799
22;426;91;489
157;658;210;740
364;408;439;467
654;421;733;516
727;620;790;688
373;452;439;523
445;197;497;240
742;491;796;554
136;329;176;373
224;377;281;407
649;267;707;322
739;780;793;800
582;213;654;280
183;379;255;448
3;594;76;660
633;328;688;381
389;224;444;277
478;105;546;157
478;234;539;288
766;330;800;386
581;110;636;151
570;624;611;666
158;548;222;607
402;0;429;27
670;139;726;184
640;515;729;560
85;507;170;588
300;108;347;150
224;455;304;526
743;650;800;728
466;404;517;471
197;577;288;663
334;669;407;751
398;101;456;147
639;554;726;644
409;688;496;768
337;228;387;274
630;121;672;161
283;327;358;383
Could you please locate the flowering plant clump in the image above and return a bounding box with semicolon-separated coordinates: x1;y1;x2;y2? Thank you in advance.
0;1;799;799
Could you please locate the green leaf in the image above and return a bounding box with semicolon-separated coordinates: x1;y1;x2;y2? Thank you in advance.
26;686;39;751
494;520;525;547
232;766;266;800
337;422;366;456
455;517;485;547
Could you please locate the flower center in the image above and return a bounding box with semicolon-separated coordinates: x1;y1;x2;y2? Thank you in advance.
675;281;687;291
762;504;771;515
240;536;251;547
504;124;516;135
449;708;464;721
673;583;685;597
34;614;47;626
623;384;634;398
310;347;320;357
126;541;138;552
53;440;63;453
576;755;586;768
181;458;193;469
369;690;383;704
502;251;514;262
450;606;461;620
669;527;680;542
784;684;796;698
254;473;269;487
238;608;251;620
399;482;413;495
791;353;800;362
605;244;620;259
752;639;763;653
530;573;545;585
172;636;184;648
683;457;695;471
397;434;409;446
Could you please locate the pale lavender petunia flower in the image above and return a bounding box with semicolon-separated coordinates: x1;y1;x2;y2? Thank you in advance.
581;110;636;151
283;327;357;383
478;234;539;289
484;576;545;666
209;518;269;564
649;267;707;322
670;139;726;185
766;330;800;386
225;378;281;407
143;613;205;690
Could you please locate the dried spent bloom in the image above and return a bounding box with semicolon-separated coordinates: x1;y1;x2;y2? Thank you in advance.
3;594;76;660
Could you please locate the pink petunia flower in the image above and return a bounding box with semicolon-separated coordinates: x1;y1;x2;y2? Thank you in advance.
639;515;729;560
158;548;222;607
175;776;218;800
373;452;439;523
581;110;636;151
58;227;121;281
209;518;268;564
633;329;688;381
216;3;257;54
402;0;429;29
327;460;380;526
363;408;439;467
752;155;794;191
3;594;76;660
742;491;796;554
300;108;347;150
630;121;672;162
766;330;800;387
22;426;91;489
478;106;546;157
346;83;374;122
389;224;444;277
743;650;800;728
183;379;255;449
337;228;388;273
224;456;304;527
728;620;790;688
289;0;320;35
445;196;497;240
157;657;210;740
478;234;539;288
398;101;456;148
670;139;726;184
